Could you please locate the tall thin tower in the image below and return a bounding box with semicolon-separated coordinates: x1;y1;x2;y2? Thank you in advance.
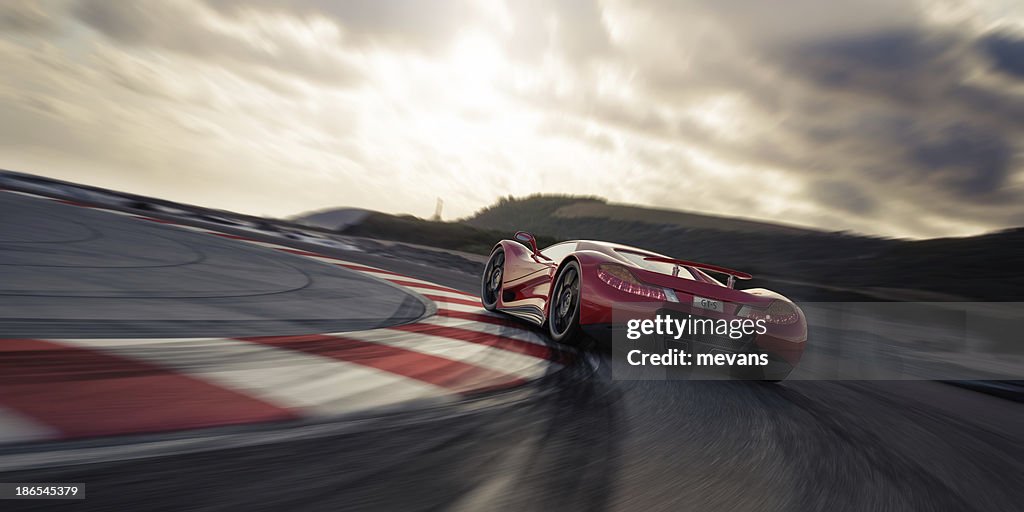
432;198;444;221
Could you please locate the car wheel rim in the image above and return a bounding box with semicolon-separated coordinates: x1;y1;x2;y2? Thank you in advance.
552;266;578;335
482;250;503;305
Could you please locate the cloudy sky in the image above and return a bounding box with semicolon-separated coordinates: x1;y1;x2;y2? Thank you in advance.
2;0;1023;238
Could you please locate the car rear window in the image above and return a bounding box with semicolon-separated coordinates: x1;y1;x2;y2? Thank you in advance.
616;250;695;280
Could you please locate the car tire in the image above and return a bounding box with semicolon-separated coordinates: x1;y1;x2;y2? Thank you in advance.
481;247;504;311
548;260;582;345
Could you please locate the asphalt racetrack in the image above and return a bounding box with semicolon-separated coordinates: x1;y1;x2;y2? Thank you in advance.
1;191;1022;511
0;192;426;338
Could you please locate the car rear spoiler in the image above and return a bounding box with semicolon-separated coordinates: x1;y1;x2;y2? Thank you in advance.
643;256;751;288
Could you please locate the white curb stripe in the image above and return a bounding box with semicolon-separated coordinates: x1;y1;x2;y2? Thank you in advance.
433;302;505;314
50;337;453;416
0;407;60;445
339;330;556;379
417;316;549;346
412;289;481;301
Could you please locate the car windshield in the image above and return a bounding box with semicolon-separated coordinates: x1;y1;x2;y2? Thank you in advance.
616;250;694;280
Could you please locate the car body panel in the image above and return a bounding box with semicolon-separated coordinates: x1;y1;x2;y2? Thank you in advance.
487;237;808;373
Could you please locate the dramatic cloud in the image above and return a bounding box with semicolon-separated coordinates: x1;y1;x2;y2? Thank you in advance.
1;0;1022;238
0;0;55;32
980;30;1024;78
73;0;358;84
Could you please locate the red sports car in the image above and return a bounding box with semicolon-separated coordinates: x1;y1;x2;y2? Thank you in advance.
480;232;807;380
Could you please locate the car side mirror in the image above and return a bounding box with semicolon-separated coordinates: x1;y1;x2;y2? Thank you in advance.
514;231;540;257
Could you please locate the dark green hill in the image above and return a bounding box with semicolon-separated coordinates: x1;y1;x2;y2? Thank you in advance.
465;194;820;236
339;212;558;256
846;228;1024;301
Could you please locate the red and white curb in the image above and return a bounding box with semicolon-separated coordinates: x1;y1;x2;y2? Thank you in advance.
0;190;571;445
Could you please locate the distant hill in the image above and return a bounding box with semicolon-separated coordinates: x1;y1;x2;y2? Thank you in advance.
466;195;822;237
336;212;558;256
463;194;893;275
847;227;1024;301
294;208;372;231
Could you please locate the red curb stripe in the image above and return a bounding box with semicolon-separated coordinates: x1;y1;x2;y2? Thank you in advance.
55;199;95;208
387;280;476;296
336;263;408;278
391;324;555;361
0;339;298;440
137;216;179;224
275;247;331;258
422;294;482;307
213;233;257;241
240;334;524;394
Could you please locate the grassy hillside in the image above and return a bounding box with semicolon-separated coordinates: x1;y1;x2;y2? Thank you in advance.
468;194;820;236
465;194;893;274
845;228;1024;301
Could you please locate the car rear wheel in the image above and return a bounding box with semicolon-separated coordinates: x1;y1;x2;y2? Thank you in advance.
481;248;504;311
548;260;582;344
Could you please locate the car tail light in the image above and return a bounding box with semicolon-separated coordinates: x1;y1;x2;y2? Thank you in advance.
737;300;800;325
598;264;677;302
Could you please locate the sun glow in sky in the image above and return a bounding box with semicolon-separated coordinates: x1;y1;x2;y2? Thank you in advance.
1;0;1023;238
